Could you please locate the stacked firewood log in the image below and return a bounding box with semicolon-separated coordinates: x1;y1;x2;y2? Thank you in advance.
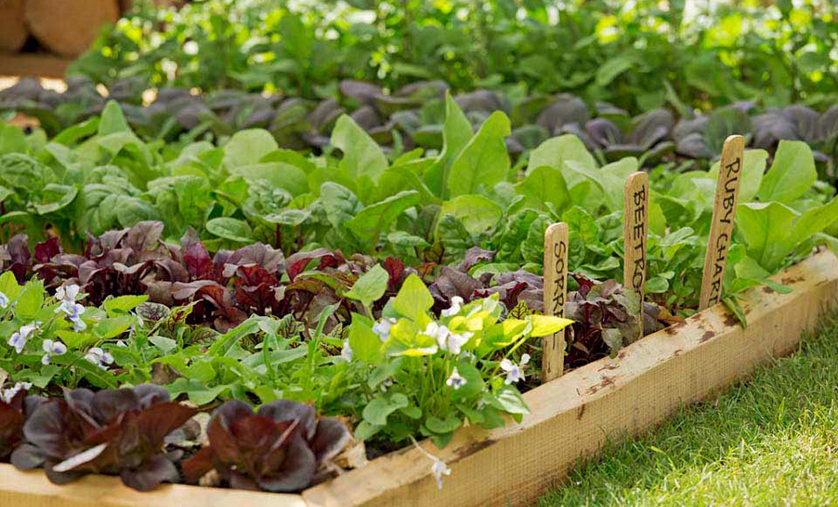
0;0;176;58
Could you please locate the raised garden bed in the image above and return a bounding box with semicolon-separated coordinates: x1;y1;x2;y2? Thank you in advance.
2;250;836;507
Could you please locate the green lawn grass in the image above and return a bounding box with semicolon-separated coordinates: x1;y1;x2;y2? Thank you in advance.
537;317;838;507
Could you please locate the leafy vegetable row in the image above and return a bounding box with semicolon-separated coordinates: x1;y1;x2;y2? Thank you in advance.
2;93;837;317
0;221;665;363
0;268;575;473
2;77;836;182
70;0;838;113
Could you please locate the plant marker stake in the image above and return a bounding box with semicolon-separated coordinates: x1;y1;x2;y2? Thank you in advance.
542;222;568;382
699;135;746;311
623;172;649;339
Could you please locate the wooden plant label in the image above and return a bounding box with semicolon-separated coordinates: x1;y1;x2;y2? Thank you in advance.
623;172;649;339
699;135;746;311
542;222;569;382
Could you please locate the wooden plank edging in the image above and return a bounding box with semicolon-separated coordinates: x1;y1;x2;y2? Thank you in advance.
0;464;307;507
2;251;838;507
303;250;838;507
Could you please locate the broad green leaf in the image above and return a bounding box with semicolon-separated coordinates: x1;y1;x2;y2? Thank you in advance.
447;112;511;197
98;101;131;136
331;115;388;184
0;153;48;192
736;202;797;271
0;123;27;155
74;360;118;389
347;314;384;364
375;160;440;205
596;54;639;86
344;266;389;309
206;217;253;243
346;191;421;245
185;360;216;383
362;393;409;426
529;314;574;337
758;140;816;204
528;134;597;175
439;194;503;235
15;281;45;320
394;275;433;320
167;379;229;406
116;196;160;227
489;387;530;415
103;295;148;316
354;420;383;442
425;93;473;197
229;162;308;196
784;196;838;255
53;117;100;147
260;149;316;173
320;182;362;228
435;214;473;263
149;335;178;353
94;315;134;339
388;231;430;249
514;165;570;213
451;361;483;399
279;13;313;61
55;330;97;349
599;157;640;211
33;184;78;215
424;414;461;434
223;129;279;168
709;149;767;203
0;271;21;301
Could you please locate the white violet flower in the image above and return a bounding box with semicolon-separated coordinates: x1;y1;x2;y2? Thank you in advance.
55;284;81;304
41;339;68;365
446;367;466;390
424;322;450;346
410;436;452;490
441;296;464;317
85;347;114;370
0;291;8;309
424;322;472;355
431;457;452;490
340;339;353;363
500;354;531;385
1;382;32;404
56;300;86;332
372;318;396;342
8;322;41;354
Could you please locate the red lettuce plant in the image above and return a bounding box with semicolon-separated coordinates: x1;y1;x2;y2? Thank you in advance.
0;384;44;461
183;400;350;492
11;384;197;491
427;247;544;312
0;235;31;284
3;222;414;331
565;274;670;367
